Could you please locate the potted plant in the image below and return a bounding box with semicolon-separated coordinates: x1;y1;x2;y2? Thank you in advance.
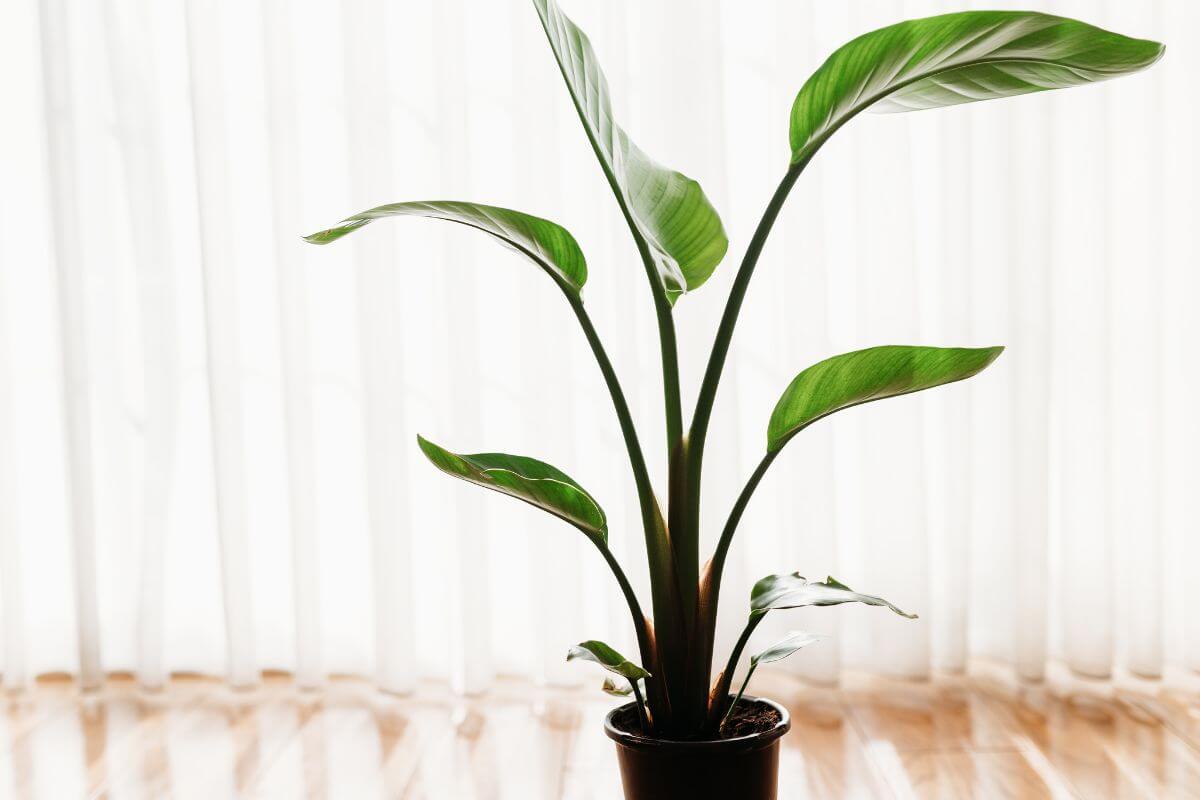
306;3;1162;797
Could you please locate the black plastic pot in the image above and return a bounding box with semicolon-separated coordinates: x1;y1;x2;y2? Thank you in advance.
604;696;791;800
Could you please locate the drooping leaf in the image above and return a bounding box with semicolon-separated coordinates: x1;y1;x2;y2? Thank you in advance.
790;11;1164;164
533;0;728;300
602;676;634;697
417;436;606;543
767;345;1002;452
304;201;588;295
567;640;651;681
750;573;916;619
751;631;827;668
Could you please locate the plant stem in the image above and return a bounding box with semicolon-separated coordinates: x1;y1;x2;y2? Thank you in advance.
709;613;765;731
720;664;757;733
590;539;651;664
565;291;680;719
684;163;808;568
565;294;658;540
631;679;650;732
706;451;779;619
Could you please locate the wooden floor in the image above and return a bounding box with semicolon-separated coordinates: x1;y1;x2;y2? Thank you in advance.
1;671;1198;799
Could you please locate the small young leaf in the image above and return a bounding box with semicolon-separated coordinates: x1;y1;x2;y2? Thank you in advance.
767;345;1002;452
601;676;634;697
533;0;728;300
304;201;589;296
790;11;1164;164
722;630;827;730
751;631;827;667
750;573;916;620
566;640;651;681
417;436;606;543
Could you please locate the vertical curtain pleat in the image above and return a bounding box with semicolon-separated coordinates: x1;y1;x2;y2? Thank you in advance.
431;0;492;696
261;0;324;691
1009;94;1052;682
339;0;417;696
1052;0;1115;681
183;0;258;688
36;0;105;690
100;0;181;691
1107;0;1165;680
1161;0;1200;674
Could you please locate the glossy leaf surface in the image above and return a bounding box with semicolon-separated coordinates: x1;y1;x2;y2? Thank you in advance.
533;0;727;300
768;345;1002;452
304;201;588;295
567;640;651;680
790;11;1164;163
417;436;606;543
750;573;916;619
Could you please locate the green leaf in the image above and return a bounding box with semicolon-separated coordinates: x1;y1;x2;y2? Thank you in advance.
567;640;651;681
751;630;827;667
533;0;728;300
790;11;1164;164
601;676;634;697
751;573;916;619
304;201;588;296
767;345;1002;453
417;435;606;543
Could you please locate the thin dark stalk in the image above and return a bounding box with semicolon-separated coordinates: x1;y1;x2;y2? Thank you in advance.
591;540;651;665
567;293;662;634
720;665;756;733
709;613;765;732
631;680;650;732
707;451;779;616
685;163;808;568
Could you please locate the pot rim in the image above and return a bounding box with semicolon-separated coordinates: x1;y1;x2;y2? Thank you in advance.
603;695;791;754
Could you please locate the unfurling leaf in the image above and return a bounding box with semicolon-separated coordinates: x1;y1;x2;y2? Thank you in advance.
790;11;1164;164
533;0;727;300
602;676;634;697
417;436;606;543
567;640;651;681
751;631;827;668
304;201;588;296
767;345;1002;452
750;573;916;620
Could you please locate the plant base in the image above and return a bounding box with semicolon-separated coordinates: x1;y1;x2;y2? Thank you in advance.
604;696;790;800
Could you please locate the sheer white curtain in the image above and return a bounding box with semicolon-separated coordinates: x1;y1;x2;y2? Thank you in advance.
2;0;1196;694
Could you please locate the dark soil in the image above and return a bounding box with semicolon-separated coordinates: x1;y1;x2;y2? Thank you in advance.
719;701;782;739
612;700;782;741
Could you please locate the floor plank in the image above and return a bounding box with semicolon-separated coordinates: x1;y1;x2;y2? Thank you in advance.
0;673;1196;799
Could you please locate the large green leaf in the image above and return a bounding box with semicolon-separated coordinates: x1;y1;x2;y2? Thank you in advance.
533;0;727;301
790;11;1164;164
567;640;651;680
767;345;1002;453
750;573;916;620
304;201;588;295
417;436;606;543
